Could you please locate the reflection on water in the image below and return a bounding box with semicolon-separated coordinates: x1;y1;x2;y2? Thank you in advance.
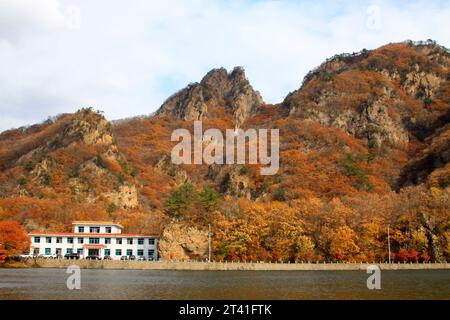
0;268;449;300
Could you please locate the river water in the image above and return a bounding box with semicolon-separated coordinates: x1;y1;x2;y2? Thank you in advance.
0;268;448;299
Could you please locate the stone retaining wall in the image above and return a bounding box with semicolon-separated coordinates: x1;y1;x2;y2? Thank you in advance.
18;259;450;271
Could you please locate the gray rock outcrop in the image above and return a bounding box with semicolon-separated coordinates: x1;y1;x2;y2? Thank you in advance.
156;67;264;124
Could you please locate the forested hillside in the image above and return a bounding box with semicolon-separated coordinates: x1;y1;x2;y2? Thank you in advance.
1;40;449;263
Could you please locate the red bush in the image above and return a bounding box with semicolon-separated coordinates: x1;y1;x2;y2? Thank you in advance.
409;250;419;262
396;248;409;262
272;250;281;262
0;220;30;263
420;251;431;263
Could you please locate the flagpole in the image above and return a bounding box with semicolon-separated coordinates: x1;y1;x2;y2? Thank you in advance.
387;224;391;264
208;224;211;263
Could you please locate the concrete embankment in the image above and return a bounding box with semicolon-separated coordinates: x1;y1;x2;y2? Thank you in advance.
11;259;450;271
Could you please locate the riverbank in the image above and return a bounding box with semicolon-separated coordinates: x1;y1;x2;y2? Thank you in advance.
3;259;449;271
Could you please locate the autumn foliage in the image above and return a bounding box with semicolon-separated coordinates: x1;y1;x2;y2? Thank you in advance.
0;42;449;263
0;220;30;263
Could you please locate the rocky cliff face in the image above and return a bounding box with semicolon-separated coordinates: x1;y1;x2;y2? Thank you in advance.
400;120;450;188
207;164;252;199
15;110;116;170
0;108;139;209
283;41;449;147
156;67;264;124
158;222;208;260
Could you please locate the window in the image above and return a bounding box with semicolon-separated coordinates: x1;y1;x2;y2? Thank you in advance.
34;237;40;243
116;238;122;245
67;237;73;244
45;248;51;255
56;248;62;255
138;238;144;245
56;237;62;244
78;226;84;233
137;249;143;256
46;237;52;243
90;227;100;233
127;238;133;245
148;238;155;245
77;248;83;254
115;249;122;256
89;238;100;244
126;249;133;256
105;238;111;244
104;249;110;256
148;249;155;257
105;227;112;234
33;248;40;255
66;248;73;254
78;237;84;244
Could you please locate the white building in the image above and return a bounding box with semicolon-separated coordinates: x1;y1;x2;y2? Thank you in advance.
29;221;158;260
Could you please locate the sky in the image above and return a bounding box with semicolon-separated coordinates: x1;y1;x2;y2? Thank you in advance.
0;0;449;132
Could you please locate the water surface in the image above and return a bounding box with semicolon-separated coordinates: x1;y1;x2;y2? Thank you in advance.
0;268;448;299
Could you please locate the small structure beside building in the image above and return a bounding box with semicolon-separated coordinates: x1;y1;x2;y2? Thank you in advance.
28;221;158;260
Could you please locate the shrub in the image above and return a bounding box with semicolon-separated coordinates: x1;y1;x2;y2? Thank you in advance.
199;187;220;212
17;177;27;186
93;156;106;169
409;250;419;262
0;221;30;264
273;188;286;201
420;251;431;263
164;182;198;217
42;173;52;186
341;153;374;191
239;165;249;175
396;248;409;262
107;203;117;214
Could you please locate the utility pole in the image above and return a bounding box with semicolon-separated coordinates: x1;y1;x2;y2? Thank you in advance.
208;224;212;263
387;224;391;264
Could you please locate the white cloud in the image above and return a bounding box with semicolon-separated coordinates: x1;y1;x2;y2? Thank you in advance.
0;0;449;131
0;0;78;43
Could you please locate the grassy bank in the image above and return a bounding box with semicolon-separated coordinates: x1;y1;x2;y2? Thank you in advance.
3;259;449;271
1;260;42;268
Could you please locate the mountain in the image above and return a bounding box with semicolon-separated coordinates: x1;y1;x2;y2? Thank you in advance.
0;109;146;232
283;40;449;146
1;40;449;263
156;66;264;124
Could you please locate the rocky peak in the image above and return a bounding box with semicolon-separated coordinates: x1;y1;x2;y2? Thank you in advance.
0;108;114;173
156;66;264;124
60;108;114;147
229;66;247;82
200;67;231;95
283;41;449;147
13;108;115;170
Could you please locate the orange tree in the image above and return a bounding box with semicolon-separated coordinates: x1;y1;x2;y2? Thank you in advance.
0;220;30;263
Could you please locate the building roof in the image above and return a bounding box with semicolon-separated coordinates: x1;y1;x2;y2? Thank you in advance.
72;221;124;228
28;232;159;237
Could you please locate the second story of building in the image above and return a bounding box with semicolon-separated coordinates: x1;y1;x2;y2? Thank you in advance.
72;221;123;234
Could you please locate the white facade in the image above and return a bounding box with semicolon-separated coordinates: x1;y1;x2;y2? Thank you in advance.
29;221;158;260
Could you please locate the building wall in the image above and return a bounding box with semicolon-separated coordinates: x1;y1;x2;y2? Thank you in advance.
73;224;122;234
30;235;158;260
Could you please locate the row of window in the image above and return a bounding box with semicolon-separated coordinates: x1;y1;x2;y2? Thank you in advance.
34;248;155;256
110;249;154;256
33;237;155;245
77;226;112;233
